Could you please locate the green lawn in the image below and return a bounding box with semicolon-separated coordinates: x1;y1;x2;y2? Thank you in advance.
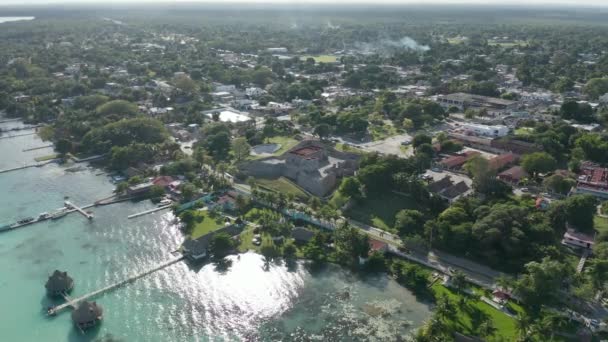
248;136;299;160
595;216;608;234
257;177;310;200
514;127;535;136
300;55;338;63
345;192;418;232
432;284;521;341
238;226;261;253
190;210;225;239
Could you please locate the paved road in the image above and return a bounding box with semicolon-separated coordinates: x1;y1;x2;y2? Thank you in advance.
347;218;504;288
234;178;504;288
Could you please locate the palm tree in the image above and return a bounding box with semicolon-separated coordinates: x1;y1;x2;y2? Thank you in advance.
435;295;457;322
478;319;497;338
515;312;534;341
450;270;468;293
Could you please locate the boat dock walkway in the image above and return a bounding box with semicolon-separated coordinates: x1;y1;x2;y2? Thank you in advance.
23;144;53;152
65;201;93;220
0;160;54;174
0;118;22;123
0;132;37;140
127;205;172;219
48;256;185;316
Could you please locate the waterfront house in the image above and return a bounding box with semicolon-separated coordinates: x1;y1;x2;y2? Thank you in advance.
562;228;595;250
71;301;103;330
45;270;74;297
126;182;154;196
182;224;244;261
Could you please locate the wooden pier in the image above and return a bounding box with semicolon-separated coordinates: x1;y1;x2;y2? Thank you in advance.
127;205;172;219
0;160;52;174
64;201;94;220
23;144;53;152
1;201;96;233
48;256;184;316
0;132;37;140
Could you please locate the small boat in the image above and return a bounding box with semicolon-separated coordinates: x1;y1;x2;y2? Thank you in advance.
38;212;50;220
158;199;172;207
17;217;34;224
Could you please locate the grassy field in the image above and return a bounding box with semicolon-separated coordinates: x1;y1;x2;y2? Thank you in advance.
190;210;225;239
345;192;418;232
300;55;338;63
595;215;608;234
257;177;310;200
432;284;522;341
447;37;467;45
248;136;299;160
514;127;535;136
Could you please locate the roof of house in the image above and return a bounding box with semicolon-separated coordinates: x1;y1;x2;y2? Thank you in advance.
45;270;74;293
290;146;322;157
498;165;528;180
428;176;453;193
71;301;103;324
440;181;470;199
564;229;595;244
489;153;518;170
369;239;388;252
292;227;315;242
439;151;480;169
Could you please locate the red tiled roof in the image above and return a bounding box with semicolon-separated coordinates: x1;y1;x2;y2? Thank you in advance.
369;239;388;252
290;146;322;157
489;153;517;170
152;176;174;187
439;151;480;169
498;166;528;181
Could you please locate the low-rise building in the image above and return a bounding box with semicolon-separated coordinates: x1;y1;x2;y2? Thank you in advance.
573;162;608;199
562;228;595;250
498;166;528;184
439;151;481;170
436;92;518;112
239;140;360;196
459;123;509;137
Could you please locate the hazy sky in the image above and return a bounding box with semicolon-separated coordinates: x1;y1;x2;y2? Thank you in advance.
1;0;607;6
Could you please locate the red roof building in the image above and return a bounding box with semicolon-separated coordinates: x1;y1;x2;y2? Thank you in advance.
152;176;175;188
369;239;388;254
489;153;518;171
439;151;480;170
498;166;528;184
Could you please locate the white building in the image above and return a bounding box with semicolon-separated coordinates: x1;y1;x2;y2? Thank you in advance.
267;47;288;54
460;123;509;137
246;87;266;98
214;84;237;93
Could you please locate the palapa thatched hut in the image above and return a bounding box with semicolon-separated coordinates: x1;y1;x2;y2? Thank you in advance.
45;270;74;297
71;301;103;330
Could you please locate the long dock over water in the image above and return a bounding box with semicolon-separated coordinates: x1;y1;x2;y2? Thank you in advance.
0;160;55;174
0;131;37;140
127;205;172;219
48;256;185;316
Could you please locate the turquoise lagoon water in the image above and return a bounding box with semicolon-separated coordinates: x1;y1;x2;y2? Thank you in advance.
0;124;431;341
